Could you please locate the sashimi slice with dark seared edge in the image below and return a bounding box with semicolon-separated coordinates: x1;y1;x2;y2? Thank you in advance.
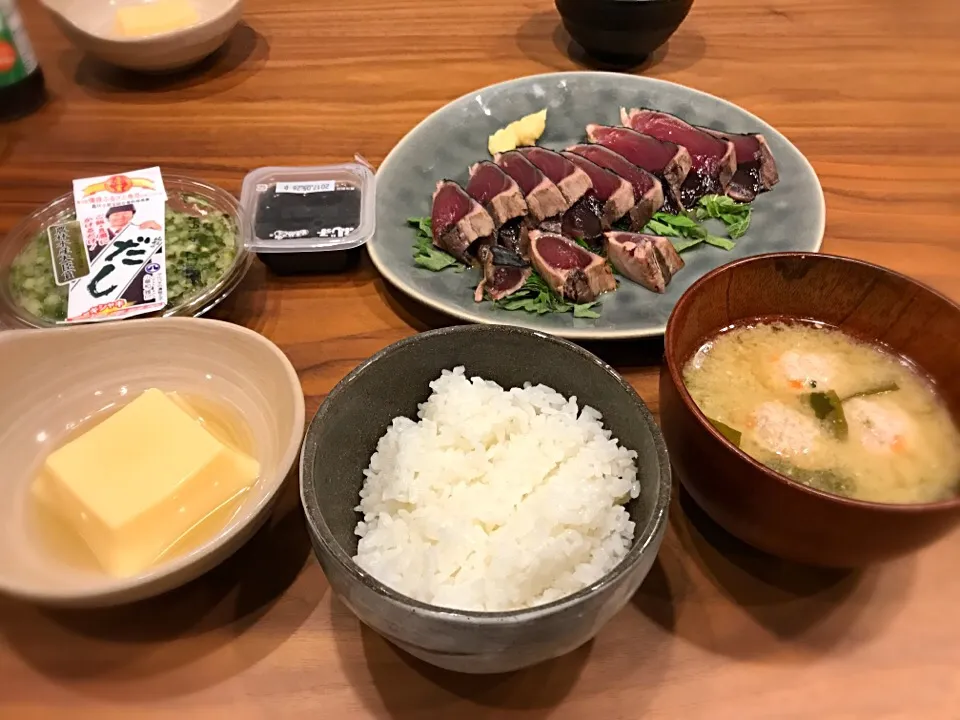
584;125;689;212
697;128;780;202
565;144;664;226
560;151;636;228
466;161;529;227
528;230;616;303
512;147;605;245
493;150;568;222
431;180;495;264
605;231;685;293
466;161;531;255
621;108;736;206
473;245;531;302
650;234;684;277
516;147;592;206
495;217;527;257
537;217;563;235
561;195;605;247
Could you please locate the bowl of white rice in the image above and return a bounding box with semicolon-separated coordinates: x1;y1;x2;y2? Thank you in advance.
300;324;671;674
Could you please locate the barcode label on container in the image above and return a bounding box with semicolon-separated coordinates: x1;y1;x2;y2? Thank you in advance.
276;181;336;195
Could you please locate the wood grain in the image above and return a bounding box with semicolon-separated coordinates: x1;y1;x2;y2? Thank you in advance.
1;0;959;716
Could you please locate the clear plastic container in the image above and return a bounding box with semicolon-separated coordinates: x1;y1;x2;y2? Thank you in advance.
0;176;252;329
239;159;376;275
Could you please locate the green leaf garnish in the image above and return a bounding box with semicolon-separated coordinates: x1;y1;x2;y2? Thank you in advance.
764;458;857;497
642;209;738;252
408;215;433;237
704;234;736;251
708;418;742;447
409;217;465;272
671;236;705;252
413;234;461;272
697;194;752;239
643;218;682;237
806;390;849;440
721;213;750;239
651;211;702;230
843;382;900;401
573;302;601;318
495;271;602;318
696;194;741;218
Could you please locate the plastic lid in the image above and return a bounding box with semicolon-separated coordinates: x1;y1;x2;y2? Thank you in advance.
240;157;376;254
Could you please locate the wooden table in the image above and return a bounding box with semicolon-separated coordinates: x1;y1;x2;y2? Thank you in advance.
2;0;959;716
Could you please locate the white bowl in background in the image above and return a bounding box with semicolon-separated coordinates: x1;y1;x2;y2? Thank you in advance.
0;318;305;607
39;0;244;72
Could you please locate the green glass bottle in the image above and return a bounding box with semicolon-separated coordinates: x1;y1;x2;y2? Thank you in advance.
0;0;45;121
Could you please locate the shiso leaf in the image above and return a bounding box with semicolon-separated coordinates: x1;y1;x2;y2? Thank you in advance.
409;217;464;272
704;234;736;251
671;236;705;253
642;210;737;252
697;194;752;239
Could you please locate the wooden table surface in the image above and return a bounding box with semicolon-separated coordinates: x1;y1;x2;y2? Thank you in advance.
2;0;959;717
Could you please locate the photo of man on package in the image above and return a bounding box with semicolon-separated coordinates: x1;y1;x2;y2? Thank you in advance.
105;204;162;240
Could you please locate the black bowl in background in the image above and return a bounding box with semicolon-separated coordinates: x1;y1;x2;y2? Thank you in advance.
555;0;695;66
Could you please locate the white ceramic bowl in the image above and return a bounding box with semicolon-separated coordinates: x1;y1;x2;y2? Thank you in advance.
0;318;305;607
39;0;243;73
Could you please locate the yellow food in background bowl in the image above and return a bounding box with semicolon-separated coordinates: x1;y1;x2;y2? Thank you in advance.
38;0;243;73
487;109;548;155
115;0;201;38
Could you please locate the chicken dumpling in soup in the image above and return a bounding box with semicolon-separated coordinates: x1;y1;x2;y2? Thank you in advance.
845;397;915;454
749;401;821;459
768;351;836;393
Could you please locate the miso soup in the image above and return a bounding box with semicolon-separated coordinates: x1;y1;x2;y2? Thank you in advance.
683;320;960;504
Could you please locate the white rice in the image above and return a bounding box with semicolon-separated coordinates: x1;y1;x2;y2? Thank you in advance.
353;366;640;612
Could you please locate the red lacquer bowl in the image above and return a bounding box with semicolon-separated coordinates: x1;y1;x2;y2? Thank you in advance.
660;252;960;567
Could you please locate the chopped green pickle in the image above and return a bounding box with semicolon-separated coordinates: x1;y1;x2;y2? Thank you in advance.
9;205;238;323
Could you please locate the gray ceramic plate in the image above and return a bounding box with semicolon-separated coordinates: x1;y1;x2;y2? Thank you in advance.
371;72;825;340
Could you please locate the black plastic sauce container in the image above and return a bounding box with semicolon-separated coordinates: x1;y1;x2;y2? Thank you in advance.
0;1;46;121
240;161;376;275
